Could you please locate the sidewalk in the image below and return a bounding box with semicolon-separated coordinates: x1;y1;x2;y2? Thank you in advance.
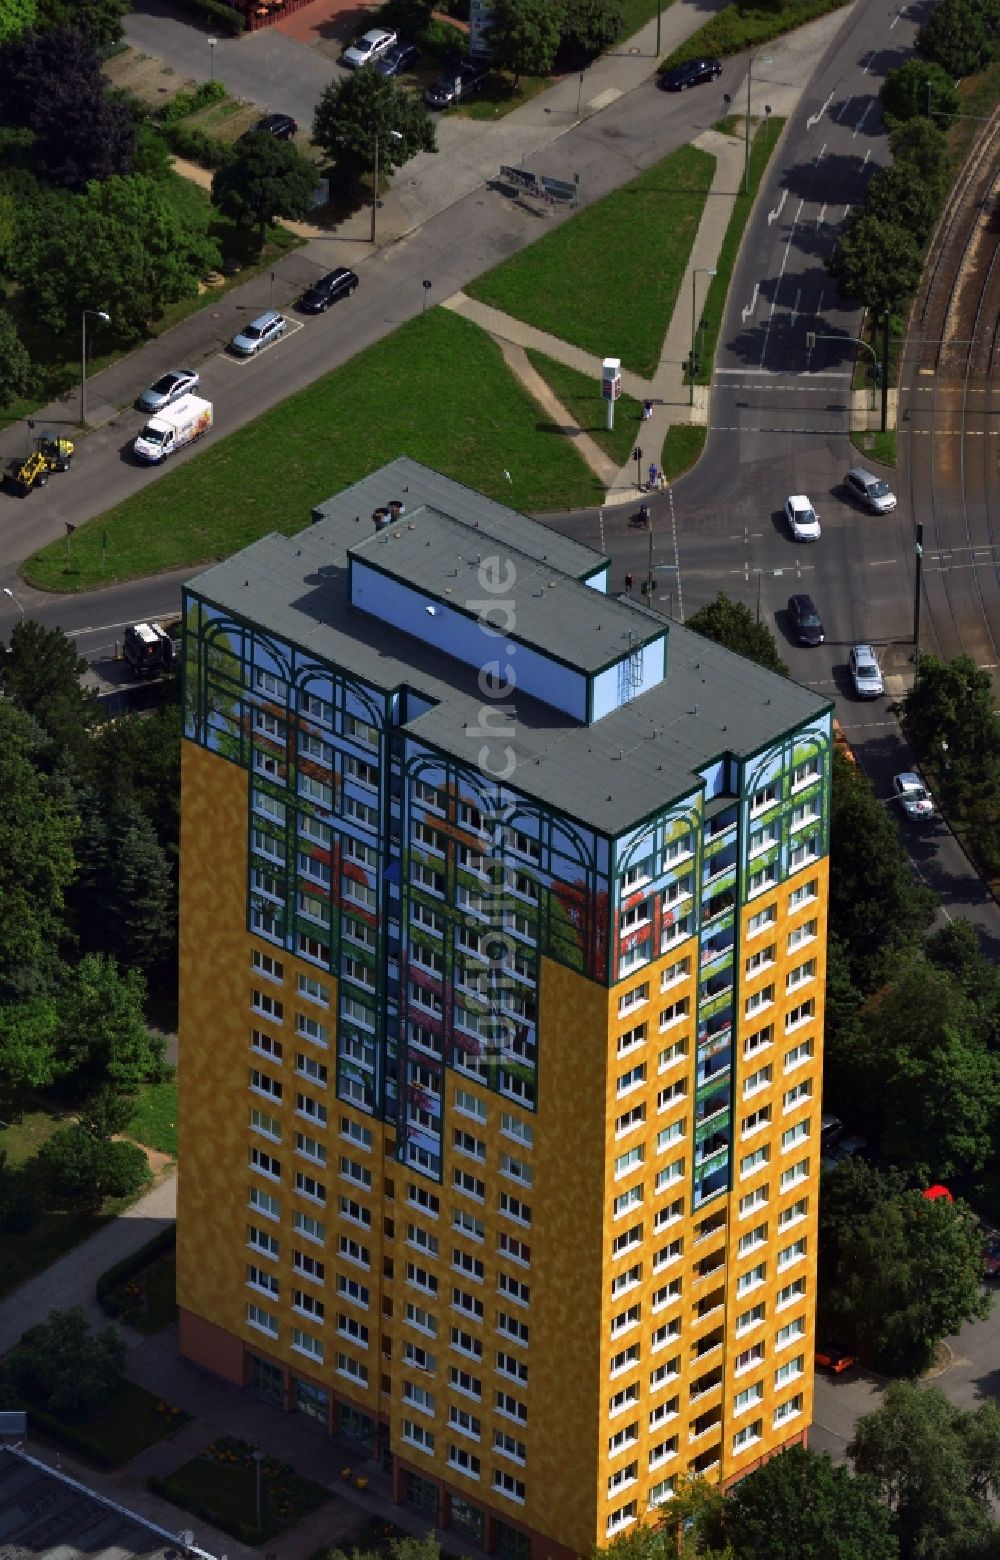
0;1171;177;1357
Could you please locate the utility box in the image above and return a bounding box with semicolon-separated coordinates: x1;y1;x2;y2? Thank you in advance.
601;357;622;401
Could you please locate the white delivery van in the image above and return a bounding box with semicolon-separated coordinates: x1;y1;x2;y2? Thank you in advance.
133;394;213;464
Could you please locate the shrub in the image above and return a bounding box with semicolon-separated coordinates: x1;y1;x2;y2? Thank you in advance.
162;122;232;170
104;1138;151;1198
175;0;244;35
158;80;227;126
10;1307;125;1419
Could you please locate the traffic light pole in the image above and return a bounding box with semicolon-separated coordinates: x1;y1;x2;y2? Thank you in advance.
806;329;886;429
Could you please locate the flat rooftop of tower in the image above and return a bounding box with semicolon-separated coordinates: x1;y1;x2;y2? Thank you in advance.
190;459;831;835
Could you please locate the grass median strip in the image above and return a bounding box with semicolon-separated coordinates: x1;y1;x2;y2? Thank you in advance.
467;144;716;378
525;350;645;466
24;310;602;593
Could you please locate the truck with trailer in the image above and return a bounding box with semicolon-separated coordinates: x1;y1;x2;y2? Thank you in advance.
133;395;212;464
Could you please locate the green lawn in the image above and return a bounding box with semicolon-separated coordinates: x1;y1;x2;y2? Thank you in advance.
525;350;645;465
24;308;602;593
688;119;785;388
129;1078;178;1156
108;1251;178;1335
662;423;707;479
0;1106;67;1167
13;1377;188;1467
154;1438;329;1544
851;429;896;467
0;1210;113;1301
466;144;716;377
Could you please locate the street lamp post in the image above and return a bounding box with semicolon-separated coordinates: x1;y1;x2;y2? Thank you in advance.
371;128;403;245
3;586;24;622
251;1448;266;1532
690;268;716;407
913;521;924;664
81;309;110;426
655;0;661;57
207;37;217;82
744;55;773;194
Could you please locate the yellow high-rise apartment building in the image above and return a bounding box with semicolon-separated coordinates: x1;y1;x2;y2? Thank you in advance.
178;460;831;1560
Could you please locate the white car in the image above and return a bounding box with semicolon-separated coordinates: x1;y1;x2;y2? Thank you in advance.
893;772;935;820
342;27;397;68
849;643;884;698
784;494;821;542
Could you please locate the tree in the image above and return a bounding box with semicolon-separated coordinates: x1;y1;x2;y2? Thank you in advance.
55;953;163;1102
0;619;99;776
211;135;318;248
37;1120;151;1211
926;918;1000;1027
560;0;624;62
0;0;36;45
0;313;32;409
862;960;998;1180
880;59;960;124
489;0;563;85
0;27;134;189
864;162;943;246
889;117;950;191
0;702;77;993
829;750;935;991
15;173;219;341
9;1306;125;1417
107;814;177;982
820;1163;990;1376
850;1383;1000;1559
829;212;923;314
917;0;995;78
685;592;788;675
34;0;130;51
0;997;60;1104
312;69;436;187
904;655;1000;794
722;1444;898;1560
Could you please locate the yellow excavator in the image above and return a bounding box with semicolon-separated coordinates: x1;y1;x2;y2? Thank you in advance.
3;433;74;496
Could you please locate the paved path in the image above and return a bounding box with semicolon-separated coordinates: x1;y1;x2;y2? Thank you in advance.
0;1172;177;1357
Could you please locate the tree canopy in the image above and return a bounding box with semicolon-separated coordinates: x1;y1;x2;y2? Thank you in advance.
829;211;924;315
7;1307;125;1418
880;59;960;125
685;592;789;676
54;953;163;1102
489;0;564;85
0;618;99;775
850;1383;1000;1559
0;27;135;190
211;135;319;248
312;69;436;186
722;1444;898;1560
819;1160;990;1375
15;173;219;341
35;0;130;51
0;313;32;409
917;0;997;78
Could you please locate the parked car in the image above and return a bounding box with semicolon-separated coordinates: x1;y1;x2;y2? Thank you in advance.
661;57;722;90
425;60;488;109
821;1113;843;1150
298;268;359;314
892;771;935;820
375;41;420;77
240;113;298;141
137;368;199;413
845;466;897;513
849;643;884;698
787;593;825;646
229;310;287;356
342;27;397;68
822;1132;868;1171
784;493;821;542
815;1343;857;1374
983;1237;1000;1281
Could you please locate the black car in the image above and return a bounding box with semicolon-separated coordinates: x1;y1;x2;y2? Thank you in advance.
424;60;488;109
298;268;359;314
788;593;825;646
660;57;722;91
375;41;420;77
241;113;298;142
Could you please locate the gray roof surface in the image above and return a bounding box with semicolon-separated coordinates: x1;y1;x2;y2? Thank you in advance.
191;461;831;836
0;1448;212;1560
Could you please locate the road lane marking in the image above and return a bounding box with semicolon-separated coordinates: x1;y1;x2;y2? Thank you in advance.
741;282;760;324
868;558;898;566
853;101;872;138
790;288;802;325
834;96;853;123
714;368;849;377
863;149;871;169
768;190;788;226
806;91;834;128
816;203;827;230
861;49;878;75
760;199;803;367
813;142;827;166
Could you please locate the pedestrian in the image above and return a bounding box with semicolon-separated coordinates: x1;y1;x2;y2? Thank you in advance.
657;471;668;492
648;463;657;491
624;572;634;596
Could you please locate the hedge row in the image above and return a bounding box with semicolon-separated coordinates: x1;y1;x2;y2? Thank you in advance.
161;122;231;170
663;0;850;70
96;1223;176;1316
175;0;245;35
12;1396;117;1468
158;80;227;127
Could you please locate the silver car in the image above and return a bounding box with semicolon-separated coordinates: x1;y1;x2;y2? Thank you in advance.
849;643;884;698
893;772;935;820
229;311;286;357
137;368;199;412
342;27;397;68
845;467;896;513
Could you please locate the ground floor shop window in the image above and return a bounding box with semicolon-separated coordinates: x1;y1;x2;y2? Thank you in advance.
449;1497;484;1545
496;1519;531;1560
404;1470;439;1518
294;1379;329;1423
249;1354;283;1405
340;1403;375;1444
